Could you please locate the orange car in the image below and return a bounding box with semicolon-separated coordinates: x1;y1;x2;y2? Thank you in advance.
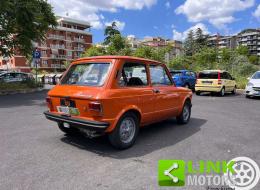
44;56;192;149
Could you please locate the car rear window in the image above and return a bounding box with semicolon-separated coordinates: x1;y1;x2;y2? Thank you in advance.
198;72;219;79
61;63;110;86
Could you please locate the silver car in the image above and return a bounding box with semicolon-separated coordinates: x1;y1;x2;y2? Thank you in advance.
245;71;260;98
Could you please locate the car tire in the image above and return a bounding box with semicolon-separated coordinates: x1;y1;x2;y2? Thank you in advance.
195;91;200;95
58;122;78;135
246;95;251;99
231;86;236;94
108;112;139;149
219;87;225;97
176;100;191;124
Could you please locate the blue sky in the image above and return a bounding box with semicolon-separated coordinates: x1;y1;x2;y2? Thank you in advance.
50;0;260;43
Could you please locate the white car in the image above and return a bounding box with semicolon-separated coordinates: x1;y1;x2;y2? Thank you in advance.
245;71;260;98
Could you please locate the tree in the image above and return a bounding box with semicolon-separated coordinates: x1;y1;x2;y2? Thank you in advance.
83;46;106;57
0;0;57;58
194;28;208;52
236;45;249;56
248;55;259;65
183;30;195;56
104;22;120;45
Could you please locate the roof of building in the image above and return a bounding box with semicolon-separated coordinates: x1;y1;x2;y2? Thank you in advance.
56;16;91;28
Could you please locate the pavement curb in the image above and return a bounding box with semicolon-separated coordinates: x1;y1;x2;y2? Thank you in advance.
236;89;244;95
0;87;44;96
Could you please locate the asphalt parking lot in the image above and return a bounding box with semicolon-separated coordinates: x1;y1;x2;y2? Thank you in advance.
0;91;260;190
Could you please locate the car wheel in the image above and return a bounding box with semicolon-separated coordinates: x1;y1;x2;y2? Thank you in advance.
195;91;200;95
108;112;139;149
58;122;79;135
246;95;251;99
176;100;191;124
219;87;225;97
231;86;236;94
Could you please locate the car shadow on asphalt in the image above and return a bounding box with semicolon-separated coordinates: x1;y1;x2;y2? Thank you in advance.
197;92;241;97
60;117;207;159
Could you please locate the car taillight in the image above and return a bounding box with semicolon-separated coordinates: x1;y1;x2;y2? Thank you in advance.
46;97;54;111
218;80;222;85
89;102;103;114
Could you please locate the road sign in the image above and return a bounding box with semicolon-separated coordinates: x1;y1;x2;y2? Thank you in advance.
33;50;41;59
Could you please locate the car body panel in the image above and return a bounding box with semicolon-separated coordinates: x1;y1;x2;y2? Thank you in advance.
170;70;197;89
45;56;192;133
245;71;260;97
195;70;236;93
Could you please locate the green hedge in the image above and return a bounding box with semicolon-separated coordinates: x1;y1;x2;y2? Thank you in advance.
0;79;43;91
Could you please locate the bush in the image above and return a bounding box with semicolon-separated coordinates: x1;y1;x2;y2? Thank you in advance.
0;78;42;91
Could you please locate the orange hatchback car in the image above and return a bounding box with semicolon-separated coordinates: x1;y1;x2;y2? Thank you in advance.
44;56;192;149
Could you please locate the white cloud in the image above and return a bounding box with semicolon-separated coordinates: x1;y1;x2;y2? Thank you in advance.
175;0;255;28
105;20;126;31
165;1;170;9
49;0;157;29
173;23;210;41
253;4;260;18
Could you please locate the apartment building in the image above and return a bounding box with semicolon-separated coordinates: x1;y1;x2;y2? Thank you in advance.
126;36;183;63
0;16;92;72
236;29;260;56
207;28;260;56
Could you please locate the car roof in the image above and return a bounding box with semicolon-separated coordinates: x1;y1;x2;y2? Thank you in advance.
170;70;192;72
74;56;162;65
200;70;226;73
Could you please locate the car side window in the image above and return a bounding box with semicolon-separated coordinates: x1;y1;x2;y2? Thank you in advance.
118;62;148;87
191;72;196;78
227;73;232;80
149;65;172;86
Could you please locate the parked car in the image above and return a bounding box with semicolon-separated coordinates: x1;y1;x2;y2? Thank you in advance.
195;70;236;96
0;72;32;83
44;56;193;149
170;70;197;90
245;71;260;98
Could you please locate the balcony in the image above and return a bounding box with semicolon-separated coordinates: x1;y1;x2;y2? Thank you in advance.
50;44;65;49
73;47;85;51
50;55;67;60
48;34;65;40
73;38;85;43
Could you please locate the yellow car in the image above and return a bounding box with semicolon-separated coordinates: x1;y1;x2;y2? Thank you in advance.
195;70;237;96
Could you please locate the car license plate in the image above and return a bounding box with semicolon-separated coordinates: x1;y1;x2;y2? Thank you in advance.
57;106;80;116
202;81;212;84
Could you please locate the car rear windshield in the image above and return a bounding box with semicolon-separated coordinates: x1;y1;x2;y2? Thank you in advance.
61;63;110;86
170;71;182;77
198;72;219;79
252;72;260;79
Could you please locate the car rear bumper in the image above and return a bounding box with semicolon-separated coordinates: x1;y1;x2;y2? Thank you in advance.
195;86;222;92
44;111;110;132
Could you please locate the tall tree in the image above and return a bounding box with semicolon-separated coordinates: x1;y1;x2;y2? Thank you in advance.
183;30;195;56
195;28;208;52
103;22;120;45
0;0;57;58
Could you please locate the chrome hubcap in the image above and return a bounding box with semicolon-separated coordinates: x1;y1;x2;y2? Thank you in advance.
183;105;190;121
119;117;135;144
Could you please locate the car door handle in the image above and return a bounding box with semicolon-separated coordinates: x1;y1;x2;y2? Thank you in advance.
153;89;160;93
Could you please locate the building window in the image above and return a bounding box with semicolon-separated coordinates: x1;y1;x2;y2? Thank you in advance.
42;60;48;67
